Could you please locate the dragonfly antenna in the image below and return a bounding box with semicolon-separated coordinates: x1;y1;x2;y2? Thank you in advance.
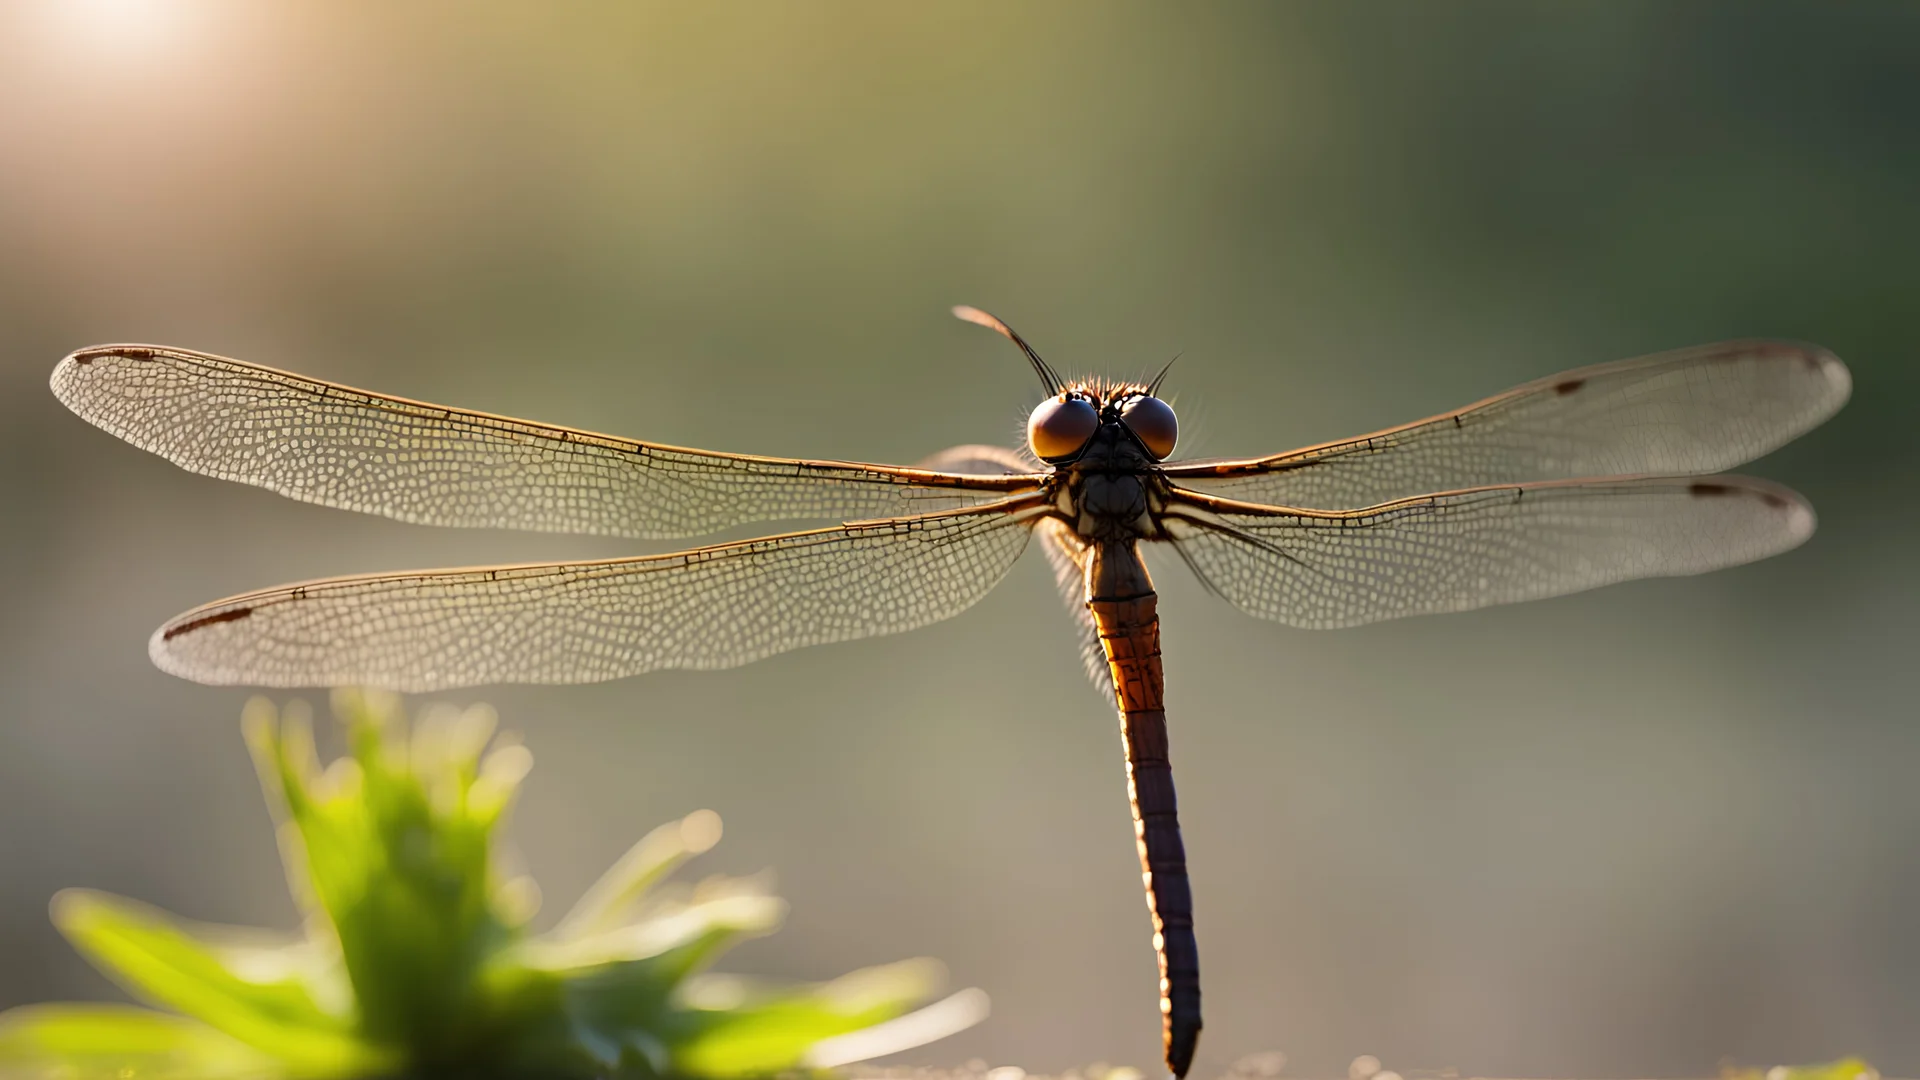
953;305;1063;397
1148;353;1181;397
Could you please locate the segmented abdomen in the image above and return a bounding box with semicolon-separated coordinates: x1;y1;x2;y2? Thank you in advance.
1090;588;1201;1078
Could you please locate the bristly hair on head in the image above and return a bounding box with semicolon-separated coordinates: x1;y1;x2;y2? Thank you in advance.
1072;376;1152;409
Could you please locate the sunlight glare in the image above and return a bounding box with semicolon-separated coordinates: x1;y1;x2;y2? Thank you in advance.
36;0;201;61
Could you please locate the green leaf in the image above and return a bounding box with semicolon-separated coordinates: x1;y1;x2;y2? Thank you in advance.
1725;1062;1881;1080
0;1004;280;1079
17;695;983;1079
525;890;785;975
49;890;381;1073
251;693;518;1050
553;810;725;940
667;959;951;1078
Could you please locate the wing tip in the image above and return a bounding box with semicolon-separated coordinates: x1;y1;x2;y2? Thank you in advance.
1810;345;1853;412
160;604;255;642
1685;474;1817;548
56;343;166;372
51;344;170;406
1737;337;1853;412
148;605;253;686
147;627;199;684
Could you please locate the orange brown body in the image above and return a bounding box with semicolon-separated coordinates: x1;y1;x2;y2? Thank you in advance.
1089;542;1200;1076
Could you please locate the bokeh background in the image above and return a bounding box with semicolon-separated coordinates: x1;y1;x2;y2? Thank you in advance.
2;2;1916;1076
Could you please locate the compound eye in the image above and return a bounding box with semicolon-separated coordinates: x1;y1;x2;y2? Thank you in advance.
1027;394;1100;461
1119;394;1178;460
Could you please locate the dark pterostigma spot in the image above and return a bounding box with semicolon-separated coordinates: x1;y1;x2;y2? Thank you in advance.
163;606;253;640
1746;341;1825;368
1690;482;1793;510
1553;378;1586;395
73;346;157;365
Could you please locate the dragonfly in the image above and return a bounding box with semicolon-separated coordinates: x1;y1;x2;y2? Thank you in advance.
51;310;1849;1078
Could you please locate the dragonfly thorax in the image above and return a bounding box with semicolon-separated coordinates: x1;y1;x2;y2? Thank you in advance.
1052;422;1168;543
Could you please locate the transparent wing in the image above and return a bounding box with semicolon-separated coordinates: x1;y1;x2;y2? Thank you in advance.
1036;518;1112;696
919;444;1111;695
150;497;1046;690
51;346;1040;539
1164;341;1849;509
1161;477;1814;629
916;443;1040;476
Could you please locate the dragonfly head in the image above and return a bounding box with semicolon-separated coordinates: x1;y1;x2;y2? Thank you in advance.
1028;380;1179;464
953;304;1180;464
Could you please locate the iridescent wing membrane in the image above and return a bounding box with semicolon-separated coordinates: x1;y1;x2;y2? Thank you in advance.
152;497;1047;691
917;444;1112;689
51;346;1048;688
1164;477;1813;629
51;345;1034;538
49;339;1847;690
1166;340;1849;509
1152;340;1849;630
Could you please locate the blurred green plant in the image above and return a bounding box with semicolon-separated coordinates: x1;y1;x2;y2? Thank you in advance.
1722;1060;1881;1080
0;691;984;1079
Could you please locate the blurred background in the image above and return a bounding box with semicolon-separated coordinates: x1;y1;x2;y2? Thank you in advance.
1;2;1916;1076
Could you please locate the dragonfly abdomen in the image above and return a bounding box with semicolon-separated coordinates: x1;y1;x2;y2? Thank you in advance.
1088;543;1201;1079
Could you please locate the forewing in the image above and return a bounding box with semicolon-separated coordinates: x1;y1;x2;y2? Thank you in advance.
1165;341;1848;509
151;498;1046;690
52;346;1039;539
1162;477;1813;629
